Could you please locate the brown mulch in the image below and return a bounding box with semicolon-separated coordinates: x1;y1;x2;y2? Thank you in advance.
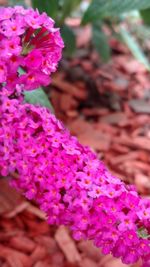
0;0;8;5
0;179;142;267
0;23;150;267
50;36;150;196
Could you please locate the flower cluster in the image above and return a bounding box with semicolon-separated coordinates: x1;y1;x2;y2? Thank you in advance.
0;6;64;91
0;6;149;266
0;94;149;265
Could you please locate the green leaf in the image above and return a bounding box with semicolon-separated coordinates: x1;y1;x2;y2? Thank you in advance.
137;228;150;239
120;27;150;70
24;88;54;111
92;24;111;62
9;0;25;6
59;0;82;24
140;8;150;25
31;0;59;20
82;0;150;24
61;24;76;56
18;67;26;75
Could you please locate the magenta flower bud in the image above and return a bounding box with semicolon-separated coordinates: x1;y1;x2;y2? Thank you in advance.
0;6;64;91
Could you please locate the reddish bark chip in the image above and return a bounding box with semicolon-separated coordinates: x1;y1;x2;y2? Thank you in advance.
79;257;98;267
30;245;47;265
35;236;58;254
78;241;102;262
0;245;31;267
55;226;81;263
9;236;35;253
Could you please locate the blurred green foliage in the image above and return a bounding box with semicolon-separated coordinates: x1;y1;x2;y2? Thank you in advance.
32;0;82;25
8;0;25;6
30;0;150;67
140;8;150;25
82;0;150;24
3;0;150;66
24;89;54;111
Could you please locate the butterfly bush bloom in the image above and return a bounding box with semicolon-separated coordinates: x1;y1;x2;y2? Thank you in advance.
0;6;149;266
0;6;64;91
0;93;149;265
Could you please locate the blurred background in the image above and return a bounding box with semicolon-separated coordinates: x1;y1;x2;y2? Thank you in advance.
0;1;150;267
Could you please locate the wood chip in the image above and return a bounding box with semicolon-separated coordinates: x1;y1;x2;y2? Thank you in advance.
55;226;81;263
100;112;128;126
0;245;31;267
78;130;111;151
129;99;150;113
34;236;58;254
0;179;22;214
26;204;46;220
9;236;36;253
79;257;98;267
52;75;87;100
78;241;102;262
30;246;47;265
114;136;150;151
4;202;29;218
